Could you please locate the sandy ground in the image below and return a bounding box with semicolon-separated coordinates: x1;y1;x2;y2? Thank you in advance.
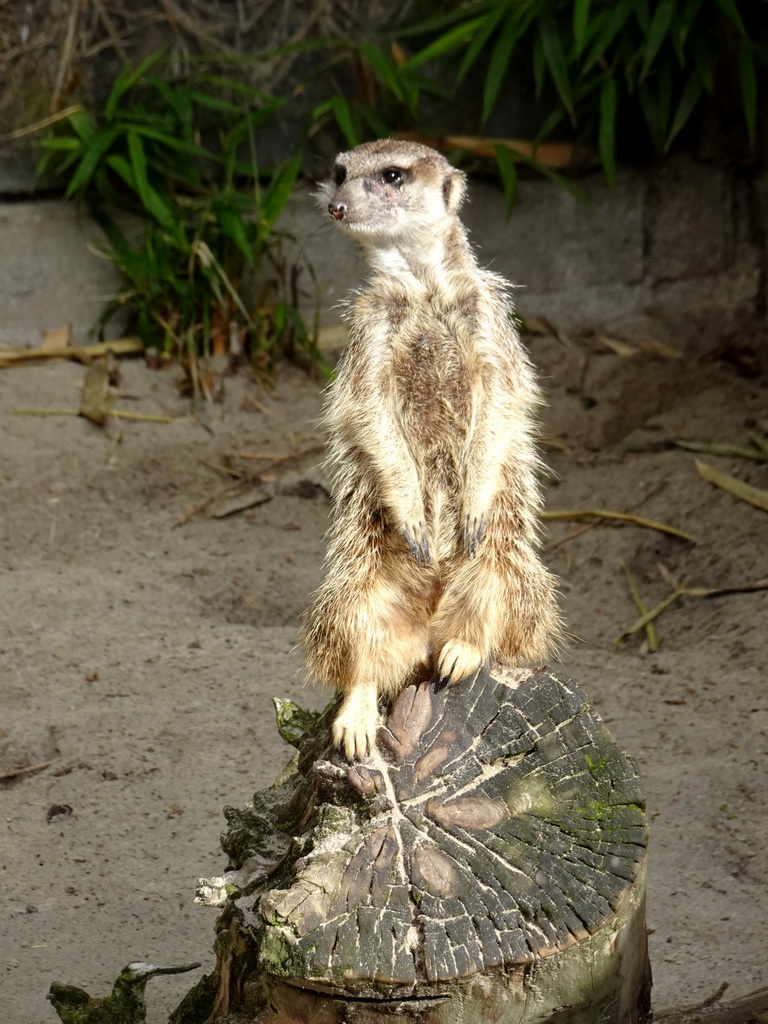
1;323;767;1023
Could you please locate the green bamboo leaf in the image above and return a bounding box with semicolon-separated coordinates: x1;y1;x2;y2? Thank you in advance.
394;1;486;38
640;55;674;153
36;145;80;181
634;0;651;35
599;77;618;186
482;9;524;124
534;104;569;143
217;206;256;264
688;31;716;92
637;83;665;152
125;131;176;232
37;136;82;182
678;0;705;45
358;43;404;100
658;55;674;132
144;74;193;130
532;32;546;97
126;130;151;201
260;146;303;232
360;104;395;140
573;0;591;56
641;0;676;80
457;4;508;81
215;202;255;265
737;41;757;147
493;144;518;217
64;126;119;197
669;14;686;66
403;16;485;70
511;148;586;202
665;71;703;150
712;0;747;38
539;14;574;115
105;153;137;190
39;136;81;151
67;109;95;143
105;49;167;121
125;124;210;158
583;4;634;74
186;91;246;114
314;96;359;149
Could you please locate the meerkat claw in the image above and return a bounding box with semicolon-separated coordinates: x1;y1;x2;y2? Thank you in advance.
332;688;381;761
461;515;487;558
403;522;430;564
436;640;484;686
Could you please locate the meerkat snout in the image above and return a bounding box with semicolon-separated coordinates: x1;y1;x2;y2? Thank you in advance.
328;201;347;221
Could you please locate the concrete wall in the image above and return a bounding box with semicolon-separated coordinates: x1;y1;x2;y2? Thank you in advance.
1;155;765;352
0;200;125;349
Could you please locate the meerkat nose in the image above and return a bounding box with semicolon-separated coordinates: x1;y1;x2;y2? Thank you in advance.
328;201;347;221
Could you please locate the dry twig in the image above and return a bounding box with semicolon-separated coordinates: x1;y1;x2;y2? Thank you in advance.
696;460;768;513
619;561;658;652
616;577;768;646
673;439;768;462
0;760;54;782
11;408;186;424
541;508;697;543
0;338;143;367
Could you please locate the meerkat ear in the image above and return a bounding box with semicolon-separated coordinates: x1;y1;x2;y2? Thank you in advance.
442;169;467;213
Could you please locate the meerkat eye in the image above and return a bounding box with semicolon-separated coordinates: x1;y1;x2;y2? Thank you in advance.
381;167;404;186
333;164;346;186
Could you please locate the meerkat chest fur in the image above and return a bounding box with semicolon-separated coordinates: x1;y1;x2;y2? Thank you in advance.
354;280;483;469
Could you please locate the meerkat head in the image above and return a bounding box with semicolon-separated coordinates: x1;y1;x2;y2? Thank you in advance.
318;139;467;246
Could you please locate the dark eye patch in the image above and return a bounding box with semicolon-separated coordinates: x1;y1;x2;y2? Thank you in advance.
333;164;346;186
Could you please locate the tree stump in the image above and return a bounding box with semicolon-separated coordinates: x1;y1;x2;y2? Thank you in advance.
178;667;651;1024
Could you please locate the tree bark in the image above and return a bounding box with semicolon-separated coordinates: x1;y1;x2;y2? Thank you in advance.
176;666;651;1024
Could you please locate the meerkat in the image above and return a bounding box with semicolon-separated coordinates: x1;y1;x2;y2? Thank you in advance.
301;139;561;761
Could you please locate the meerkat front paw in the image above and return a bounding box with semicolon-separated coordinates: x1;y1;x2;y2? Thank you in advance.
402;520;431;564
436;640;484;687
460;513;487;558
332;686;381;761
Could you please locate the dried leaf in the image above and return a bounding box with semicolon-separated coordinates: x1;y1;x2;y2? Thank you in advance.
40;324;73;351
522;315;573;347
639;339;683;359
620;561;658;652
674;440;767;462
395;131;580;169
747;430;768;457
598;335;639;357
685;581;768;597
696;460;768;513
615;587;686;645
209;484;273;519
542;508;697;543
0;337;143;368
79;361;113;426
616;575;768;646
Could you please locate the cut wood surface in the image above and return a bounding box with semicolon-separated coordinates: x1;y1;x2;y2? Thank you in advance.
183;667;650;1023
